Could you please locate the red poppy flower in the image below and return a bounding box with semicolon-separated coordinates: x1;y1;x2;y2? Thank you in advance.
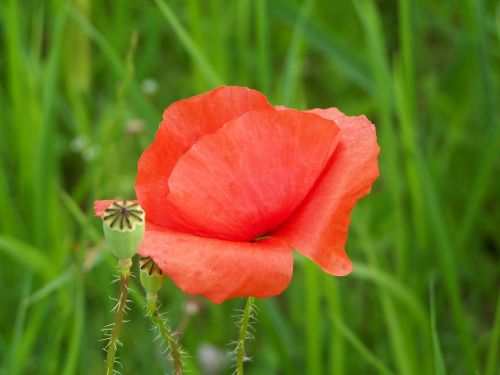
94;86;379;303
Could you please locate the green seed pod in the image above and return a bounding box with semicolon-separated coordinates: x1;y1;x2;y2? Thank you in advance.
102;201;145;259
140;257;165;295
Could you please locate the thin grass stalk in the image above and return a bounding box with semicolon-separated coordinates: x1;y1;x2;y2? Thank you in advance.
330;313;394;375
258;300;294;375
62;275;84;375
279;0;314;105
67;5;157;122
305;262;322;375
255;0;270;93
354;218;417;375
396;0;428;253
154;0;223;86
485;293;500;375
236;0;251;86
210;0;227;81
352;2;416;372
324;275;345;375
419;161;478;373
186;0;205;91
35;0;67;250
429;280;447;375
270;0;373;92
351;0;409;278
6;273;33;375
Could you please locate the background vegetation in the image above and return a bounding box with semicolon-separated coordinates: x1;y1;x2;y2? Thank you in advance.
0;0;499;374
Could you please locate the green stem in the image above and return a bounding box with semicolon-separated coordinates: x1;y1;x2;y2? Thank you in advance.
105;258;132;375
236;297;255;375
146;293;183;375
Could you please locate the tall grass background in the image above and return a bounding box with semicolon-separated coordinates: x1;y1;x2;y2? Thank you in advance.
0;0;499;374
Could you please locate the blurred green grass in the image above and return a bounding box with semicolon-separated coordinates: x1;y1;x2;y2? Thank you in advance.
0;0;499;374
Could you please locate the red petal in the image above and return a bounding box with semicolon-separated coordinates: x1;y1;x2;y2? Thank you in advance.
93;200;116;217
165;109;340;241
139;223;293;303
274;108;380;275
93;199;139;217
135;86;273;227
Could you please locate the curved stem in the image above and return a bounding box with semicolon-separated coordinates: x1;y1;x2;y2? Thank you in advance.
146;293;183;375
236;297;255;375
105;258;132;375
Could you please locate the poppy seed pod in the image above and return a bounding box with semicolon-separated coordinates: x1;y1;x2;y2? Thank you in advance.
102;201;145;259
140;257;165;295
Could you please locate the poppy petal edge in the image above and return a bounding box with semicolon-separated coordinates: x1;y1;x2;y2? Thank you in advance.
138;223;294;303
274;108;380;276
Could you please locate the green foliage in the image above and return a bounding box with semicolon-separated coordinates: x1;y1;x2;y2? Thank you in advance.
0;0;498;374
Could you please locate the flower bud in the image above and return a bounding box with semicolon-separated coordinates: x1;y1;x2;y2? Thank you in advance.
140;257;165;295
102;201;145;259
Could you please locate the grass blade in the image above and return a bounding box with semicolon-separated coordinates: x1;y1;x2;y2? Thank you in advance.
154;0;223;86
429;281;447;375
0;236;54;279
330;313;394;375
278;0;314;105
485;293;500;375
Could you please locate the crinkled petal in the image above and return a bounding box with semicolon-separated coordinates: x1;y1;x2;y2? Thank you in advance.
135;86;274;227
138;223;293;303
165;109;340;241
274;108;380;276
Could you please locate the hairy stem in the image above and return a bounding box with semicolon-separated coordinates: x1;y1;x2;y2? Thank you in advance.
105;258;132;375
236;297;255;375
146;293;183;375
